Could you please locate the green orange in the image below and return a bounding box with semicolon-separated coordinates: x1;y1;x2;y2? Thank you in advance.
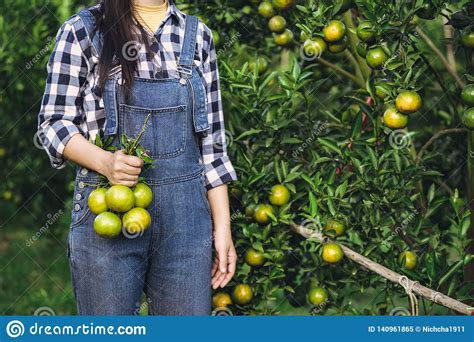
322;20;346;43
461;84;474;106
462;31;474;49
356;21;375;42
321;243;344;264
212;292;233;309
254;204;274;224
269;184;291;206
462;107;474;129
105;185;135;213
268;15;287;33
307;287;329;306
245;248;265;267
324;219;345;237
93;212;122;239
133;183;153;209
395;90;422;114
383;107;408;129
233;284;253;305
122;207;152;235
274;29;293;46
88;188;108;215
258;1;275;18
245;203;257;218
272;0;294;10
303;38;327;58
366;47;388;69
375;82;391;99
398;251;417;270
249;57;269;74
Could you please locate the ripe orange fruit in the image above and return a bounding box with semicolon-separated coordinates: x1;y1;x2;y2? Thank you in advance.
462;31;474;49
366;47;388;69
254;204;274;224
398;251;417;270
233;284;253;305
88;188;108;215
462;107;474;129
133;183;153;209
94;212;122;239
324;219;345;237
122;207;152;235
328;36;347;53
245;248;265;267
395;90;422;114
307;287;328;306
356;21;375;42
272;0;294;10
269;184;291;206
268;15;287;33
383;107;408;129
274;29;294;46
105;185;135;213
322;20;346;43
258;1;275;18
303;38;327;57
321;243;344;264
212;292;233;309
461;84;474;106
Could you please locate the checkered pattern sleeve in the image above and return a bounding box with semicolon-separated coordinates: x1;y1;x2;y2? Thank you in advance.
200;25;237;190
37;18;89;169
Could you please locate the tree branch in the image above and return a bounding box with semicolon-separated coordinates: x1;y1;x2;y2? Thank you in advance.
416;128;467;164
317;57;365;88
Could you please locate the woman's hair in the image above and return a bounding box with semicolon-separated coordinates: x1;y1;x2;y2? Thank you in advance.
95;0;149;96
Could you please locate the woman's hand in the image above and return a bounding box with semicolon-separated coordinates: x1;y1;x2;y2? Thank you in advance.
101;150;143;187
212;226;237;289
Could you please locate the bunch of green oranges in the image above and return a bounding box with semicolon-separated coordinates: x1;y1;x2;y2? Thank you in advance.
88;182;153;239
302;19;348;59
258;0;295;46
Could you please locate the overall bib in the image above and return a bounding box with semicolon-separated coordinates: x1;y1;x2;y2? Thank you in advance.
68;12;213;315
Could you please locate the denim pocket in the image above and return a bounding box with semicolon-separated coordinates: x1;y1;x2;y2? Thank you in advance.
120;104;187;159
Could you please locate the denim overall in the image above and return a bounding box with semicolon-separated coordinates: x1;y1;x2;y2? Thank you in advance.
68;11;213;315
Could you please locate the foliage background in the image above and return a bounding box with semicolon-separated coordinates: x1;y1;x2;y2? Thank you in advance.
0;0;473;315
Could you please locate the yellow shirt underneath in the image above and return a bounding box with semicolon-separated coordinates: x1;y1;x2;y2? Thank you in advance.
134;0;169;34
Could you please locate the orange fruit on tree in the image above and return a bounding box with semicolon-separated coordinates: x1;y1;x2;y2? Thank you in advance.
461;84;474;106
254;204;274;224
245;203;257;218
356;21;375;42
249;56;269;74
395;90;422;114
324;219;345;237
233;284;253;305
383;107;408;129
93;212;122;239
269;184;290;206
375;82;391;99
272;0;294;10
307;287;329;306
303;38;327;58
212;292;233;309
366;46;388;69
274;29;294;46
461;31;474;49
462;107;474;129
268;15;287;33
122;207;151;235
398;251;417;270
105;185;135;213
133;183;153;209
321;243;344;264
258;1;275;18
322;20;346;43
88;188;108;215
245;248;265;267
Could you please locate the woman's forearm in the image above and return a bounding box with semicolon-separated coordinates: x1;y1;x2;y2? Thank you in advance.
208;184;231;231
63;134;113;175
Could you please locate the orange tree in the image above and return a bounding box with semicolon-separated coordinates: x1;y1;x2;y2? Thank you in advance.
181;0;474;315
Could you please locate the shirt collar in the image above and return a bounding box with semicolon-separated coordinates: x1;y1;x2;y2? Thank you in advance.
166;0;186;26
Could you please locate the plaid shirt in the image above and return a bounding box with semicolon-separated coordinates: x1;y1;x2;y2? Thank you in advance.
37;1;236;189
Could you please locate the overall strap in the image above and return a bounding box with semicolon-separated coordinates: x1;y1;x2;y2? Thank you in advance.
76;8;103;57
178;15;199;74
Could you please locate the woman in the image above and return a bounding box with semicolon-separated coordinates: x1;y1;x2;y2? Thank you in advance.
37;0;237;315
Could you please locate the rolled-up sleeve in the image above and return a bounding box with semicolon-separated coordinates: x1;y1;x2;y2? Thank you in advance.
37;19;88;169
200;27;237;190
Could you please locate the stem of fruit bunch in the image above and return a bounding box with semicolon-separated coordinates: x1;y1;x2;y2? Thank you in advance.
127;113;152;155
317;58;365;88
291;223;473;315
415;26;465;89
343;11;371;81
416;128;467;164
